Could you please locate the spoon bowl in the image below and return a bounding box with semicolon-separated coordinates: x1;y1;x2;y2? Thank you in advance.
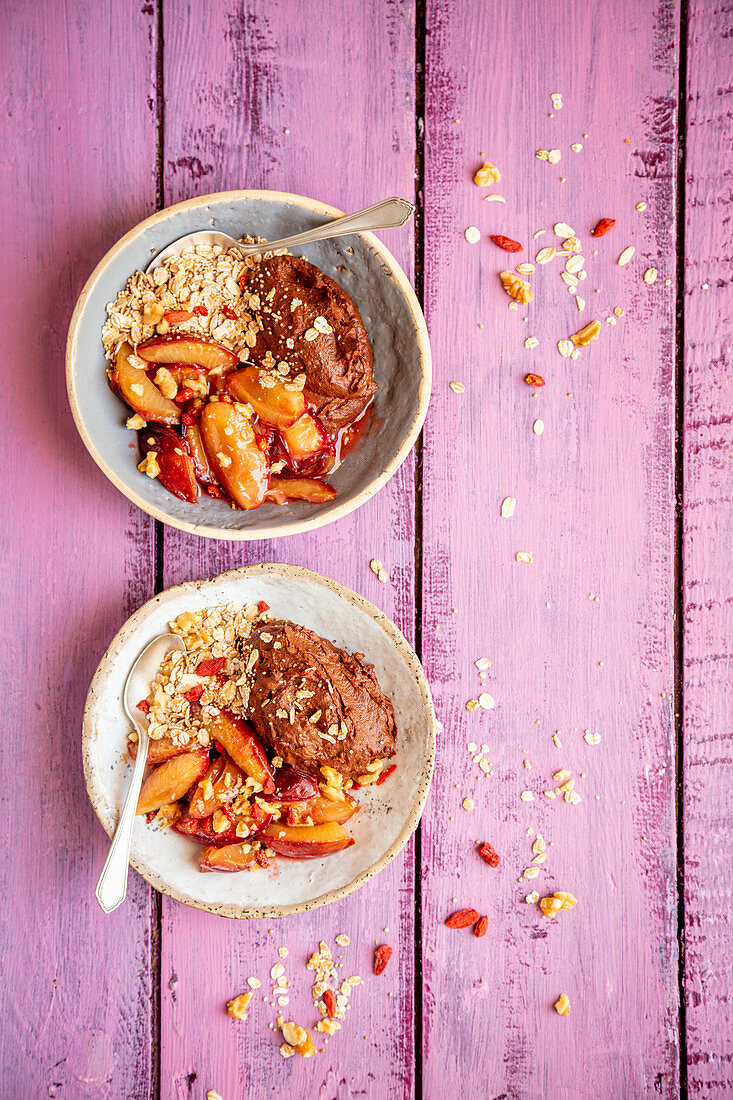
94;632;186;914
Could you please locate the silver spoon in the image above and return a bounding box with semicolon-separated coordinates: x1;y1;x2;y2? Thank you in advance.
146;196;414;272
95;633;187;914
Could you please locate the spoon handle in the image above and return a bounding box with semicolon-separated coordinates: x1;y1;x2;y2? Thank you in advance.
236;197;415;256
95;726;149;914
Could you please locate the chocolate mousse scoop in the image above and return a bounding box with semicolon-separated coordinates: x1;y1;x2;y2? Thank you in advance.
243;618;396;779
244;255;376;433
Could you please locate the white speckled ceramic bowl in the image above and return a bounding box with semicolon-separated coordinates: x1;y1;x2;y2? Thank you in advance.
66;191;431;539
83;564;436;918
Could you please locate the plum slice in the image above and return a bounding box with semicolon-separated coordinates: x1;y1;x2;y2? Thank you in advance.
227;366;305;429
182;422;217;486
113;342;180;424
205;711;275;794
137;335;237;371
139;424;198;504
199;843;258;872
136;749;209;815
279;413;334;468
200;401;270;510
266;476;336;504
260;820;354;859
128;733;189;764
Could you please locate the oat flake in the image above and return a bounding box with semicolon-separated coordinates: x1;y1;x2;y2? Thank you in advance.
464;226;481;244
449;381;465;393
617;246;636;266
643;267;658;284
500;496;516;518
533;419;545;436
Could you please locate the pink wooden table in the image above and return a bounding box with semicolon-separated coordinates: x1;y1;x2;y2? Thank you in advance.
3;1;731;1096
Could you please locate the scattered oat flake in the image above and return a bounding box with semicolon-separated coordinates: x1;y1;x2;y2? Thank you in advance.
369;559;388;583
475;656;491;670
501;496;516;518
571;143;583;152
515;263;535;275
335;934;350;947
478;693;495;710
526;891;540;904
473;161;501;186
536;246;556;265
584;732;601;745
533;419;545;436
533;229;547;239
247;977;261;989
466;699;479;712
484;193;506;203
551;92;563;110
555;993;571;1016
636;201;647;211
557;339;573;358
520;790;534;802
462;797;474;812
524;337;539;349
554;222;574;237
576;296;585;311
516;551;533;564
465;226;481;244
449;381;465;393
523;866;540;879
617;246;636;266
552;734;562;748
643;267;658;284
207;1092;224;1100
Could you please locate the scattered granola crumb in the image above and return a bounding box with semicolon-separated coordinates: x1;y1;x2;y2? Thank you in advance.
462;797;474;812
207;1092;224;1100
571;320;601;347
478;693;495;710
483;193;507;203
501;496;516;518
554;222;575;237
643;267;658;284
525;891;540;904
247;977;261;989
584;732;601;745
335;934;350;947
557;338;573;358
554;993;571;1016
227;992;252;1020
475;656;491;670
449;381;465;393
515;551;534;564
570;143;582;152
550;92;563;110
524;336;539;349
464;226;481;244
617;245;636;266
636;201;647;211
474;162;501;186
369;558;388;583
466;699;479;712
535;246;556;265
539;891;578;917
500;270;533;304
532;418;545;436
552;734;562;748
520;790;534;802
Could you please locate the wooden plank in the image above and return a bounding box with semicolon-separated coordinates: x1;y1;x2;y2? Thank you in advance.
421;1;681;1095
682;2;733;1094
158;2;417;1096
0;2;158;1096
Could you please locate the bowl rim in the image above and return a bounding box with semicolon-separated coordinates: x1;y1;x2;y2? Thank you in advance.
66;189;432;540
82;562;436;918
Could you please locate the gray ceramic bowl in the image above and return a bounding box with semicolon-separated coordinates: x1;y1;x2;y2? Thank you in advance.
66;191;431;540
83;563;437;918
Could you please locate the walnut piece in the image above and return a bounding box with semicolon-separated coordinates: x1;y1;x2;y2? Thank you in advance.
500;270;534;304
571;320;601;347
473;161;501;186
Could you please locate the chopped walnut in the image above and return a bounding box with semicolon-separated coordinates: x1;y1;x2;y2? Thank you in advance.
138;451;160;479
539;891;578;917
554;993;571;1016
500;270;534;304
474;161;501;186
570;320;601;348
227;992;252;1020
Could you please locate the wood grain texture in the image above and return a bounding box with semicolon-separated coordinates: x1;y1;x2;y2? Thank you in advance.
0;1;158;1096
420;1;682;1096
682;1;733;1094
158;2;417;1097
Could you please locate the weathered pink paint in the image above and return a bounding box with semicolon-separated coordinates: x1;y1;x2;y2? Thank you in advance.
0;2;158;1097
158;2;417;1098
682;1;733;1095
4;0;732;1095
420;0;681;1096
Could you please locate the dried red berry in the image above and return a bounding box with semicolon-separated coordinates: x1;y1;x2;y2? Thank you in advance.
163;309;193;323
376;764;397;786
184;684;205;703
373;944;393;975
136;699;150;714
222;305;238;320
490;234;523;252
474;915;489;938
174;388;195;404
180;411;197;425
591;217;616;238
478;842;500;867
258;600;270;613
192;305;208;316
524;373;545;388
323;988;337;1018
255;850;269;868
445;909;480;929
195;657;226;677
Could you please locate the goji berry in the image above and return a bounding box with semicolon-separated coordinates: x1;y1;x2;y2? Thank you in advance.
174;388;194;404
373;944;393;975
184;684;204;703
163;309;193;323
524;373;545;388
445;908;480;929
591;217;616;238
195;656;226;677
478;842;500;867
490;234;523;252
222;305;239;320
323;989;337;1018
192;305;208;316
137;699;150;714
474;915;489;938
376;763;397;785
258;600;270;613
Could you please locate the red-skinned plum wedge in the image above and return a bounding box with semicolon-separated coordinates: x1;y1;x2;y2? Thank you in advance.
199;843;258;872
173;811;240;847
136;334;237;372
200;401;270;510
303;792;359;825
260;820;354;858
139;424;198;504
114;342;180;424
136;749;209;815
227;366;306;429
128;733;188;765
266;476;336;504
280;413;333;467
270;765;319;803
182;422;217;486
205;711;275;794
